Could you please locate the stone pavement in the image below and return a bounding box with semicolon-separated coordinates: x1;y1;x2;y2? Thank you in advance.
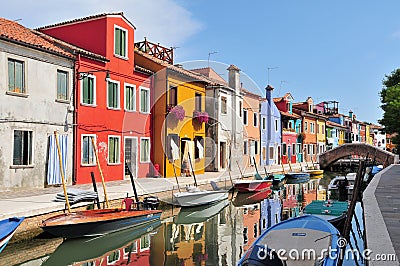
363;164;400;265
0;163;301;220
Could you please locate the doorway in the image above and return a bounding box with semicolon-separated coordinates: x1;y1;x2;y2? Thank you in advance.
124;137;138;178
220;142;227;169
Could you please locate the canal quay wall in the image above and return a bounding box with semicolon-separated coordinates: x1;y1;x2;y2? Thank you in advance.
363;164;400;265
0;163;303;243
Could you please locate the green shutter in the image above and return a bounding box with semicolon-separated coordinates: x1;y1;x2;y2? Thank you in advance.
115;28;121;55
83;78;88;103
8;60;15;91
121;30;126;57
109;138;115;163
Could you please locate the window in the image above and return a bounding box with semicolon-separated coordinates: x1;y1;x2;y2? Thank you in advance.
81;75;96;105
282;143;287;155
310;123;315;133
244;141;248;155
194;136;204;159
195;93;202;112
269;147;274;160
81;135;96;165
253;113;258;127
275;119;278;131
262;147;266;161
243;109;248;125
243;227;248;244
108;136;120;164
140;138;150;162
57;70;68;100
114;26;127;58
13;130;32;166
254;223;258;238
239;101;242;117
221;96;227;114
107;250;120;265
169;86;177;107
124;84;136;111
140;87;150;113
107;80;120;109
304;122;308;132
8;58;25;93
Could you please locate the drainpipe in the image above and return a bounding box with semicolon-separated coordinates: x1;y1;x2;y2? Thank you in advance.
72;54;81;184
163;69;168;178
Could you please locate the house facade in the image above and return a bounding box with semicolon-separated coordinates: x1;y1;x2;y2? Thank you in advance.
242;89;261;169
0;18;74;189
40;13;153;183
261;85;281;166
193;65;243;172
274;93;302;164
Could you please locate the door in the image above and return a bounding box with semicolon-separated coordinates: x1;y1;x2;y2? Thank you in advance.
124;137;137;178
220;142;227;169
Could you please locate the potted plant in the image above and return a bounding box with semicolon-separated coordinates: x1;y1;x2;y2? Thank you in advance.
168;105;185;121
193;110;209;124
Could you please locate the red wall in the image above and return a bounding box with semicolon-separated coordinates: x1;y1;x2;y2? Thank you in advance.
41;15;152;184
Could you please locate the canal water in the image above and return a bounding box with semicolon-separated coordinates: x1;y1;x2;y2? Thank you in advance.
1;172;366;266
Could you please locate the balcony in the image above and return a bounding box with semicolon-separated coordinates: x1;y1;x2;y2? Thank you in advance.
134;38;174;64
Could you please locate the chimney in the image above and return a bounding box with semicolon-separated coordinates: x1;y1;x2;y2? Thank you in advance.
265;84;274;102
227;65;240;91
349;110;353;119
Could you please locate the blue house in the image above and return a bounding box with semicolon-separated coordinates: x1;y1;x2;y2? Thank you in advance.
260;85;281;166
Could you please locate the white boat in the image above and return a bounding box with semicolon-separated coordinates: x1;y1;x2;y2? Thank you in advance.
173;186;228;207
328;172;356;190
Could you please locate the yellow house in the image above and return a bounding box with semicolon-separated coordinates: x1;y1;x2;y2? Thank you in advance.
338;129;345;145
316;118;326;154
135;49;213;177
365;124;373;145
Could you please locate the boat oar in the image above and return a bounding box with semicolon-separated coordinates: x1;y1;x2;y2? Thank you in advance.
91;137;110;208
188;152;197;187
54;131;71;213
288;160;293;172
172;161;181;192
90;172;101;209
125;162;139;205
236;161;244;179
263;166;269;179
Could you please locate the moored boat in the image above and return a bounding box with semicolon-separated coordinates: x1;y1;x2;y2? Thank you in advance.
173;186;228;207
285;172;311;179
328;173;356;190
0;217;24;253
303;169;324;176
238;215;341;266
268;173;286;185
234;179;272;193
41;208;162;238
303;200;349;233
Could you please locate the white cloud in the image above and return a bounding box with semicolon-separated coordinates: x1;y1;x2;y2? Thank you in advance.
0;0;203;46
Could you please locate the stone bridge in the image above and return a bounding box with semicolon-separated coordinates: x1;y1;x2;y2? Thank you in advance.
318;143;399;169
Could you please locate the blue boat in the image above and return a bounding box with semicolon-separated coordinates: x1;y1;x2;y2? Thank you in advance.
238;215;341;266
0;217;24;253
267;173;286;185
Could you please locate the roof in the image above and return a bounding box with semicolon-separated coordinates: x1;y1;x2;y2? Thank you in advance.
135;49;217;85
191;67;228;86
36;12;136;30
326;120;347;129
242;88;261;99
273;93;293;103
279;110;301;119
0;18;74;59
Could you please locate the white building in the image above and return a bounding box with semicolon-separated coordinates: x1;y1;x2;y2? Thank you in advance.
0;18;74;189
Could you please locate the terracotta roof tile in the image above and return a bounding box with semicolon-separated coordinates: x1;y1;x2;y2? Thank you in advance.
191;67;228;86
0;18;73;58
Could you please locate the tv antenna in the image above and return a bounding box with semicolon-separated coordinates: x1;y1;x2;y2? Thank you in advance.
208;51;218;67
267;67;278;85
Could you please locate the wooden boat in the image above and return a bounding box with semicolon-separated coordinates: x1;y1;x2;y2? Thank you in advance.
238;215;341;266
174;199;229;224
234;179;272;193
232;189;272;207
303;169;324;176
173;185;228;207
303;200;349;234
41;208;162;238
42;218;162;266
268;173;286;185
0;217;24;253
285;172;310;179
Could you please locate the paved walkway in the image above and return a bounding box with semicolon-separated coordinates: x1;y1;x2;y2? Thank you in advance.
0;164;301;220
363;164;400;265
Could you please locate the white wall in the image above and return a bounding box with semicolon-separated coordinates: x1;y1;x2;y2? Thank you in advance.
0;41;74;189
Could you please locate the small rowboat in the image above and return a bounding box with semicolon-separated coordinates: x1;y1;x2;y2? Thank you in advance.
303;169;324;176
0;217;24;253
41;208;162;238
238;215;341;266
285;172;310;179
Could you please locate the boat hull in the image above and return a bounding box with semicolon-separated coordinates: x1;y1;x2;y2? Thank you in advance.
234;180;272;193
41;209;162;238
0;217;24;253
175;199;229;224
285;172;311;179
174;190;228;207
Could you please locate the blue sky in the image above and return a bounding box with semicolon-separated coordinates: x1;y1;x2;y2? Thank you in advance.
2;0;400;123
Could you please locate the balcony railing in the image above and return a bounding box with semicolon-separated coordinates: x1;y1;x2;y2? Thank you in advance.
134;38;174;64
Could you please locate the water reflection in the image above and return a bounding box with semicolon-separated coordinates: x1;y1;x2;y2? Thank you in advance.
4;172;365;266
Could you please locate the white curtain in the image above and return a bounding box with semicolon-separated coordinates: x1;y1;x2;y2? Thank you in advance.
47;134;68;185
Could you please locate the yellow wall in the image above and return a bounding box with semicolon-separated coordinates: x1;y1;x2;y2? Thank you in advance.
153;74;206;178
338;129;345;145
366;125;373;145
316;120;326;143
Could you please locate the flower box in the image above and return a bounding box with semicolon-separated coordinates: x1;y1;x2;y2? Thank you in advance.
193;111;209;124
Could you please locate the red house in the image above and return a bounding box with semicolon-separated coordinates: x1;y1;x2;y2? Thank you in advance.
39;13;153;184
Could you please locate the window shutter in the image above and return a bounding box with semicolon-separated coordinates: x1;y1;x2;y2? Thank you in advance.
115;28;121;55
15;61;23;92
8;60;15;91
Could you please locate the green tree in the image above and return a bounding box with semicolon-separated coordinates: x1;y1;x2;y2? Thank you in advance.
380;69;400;152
